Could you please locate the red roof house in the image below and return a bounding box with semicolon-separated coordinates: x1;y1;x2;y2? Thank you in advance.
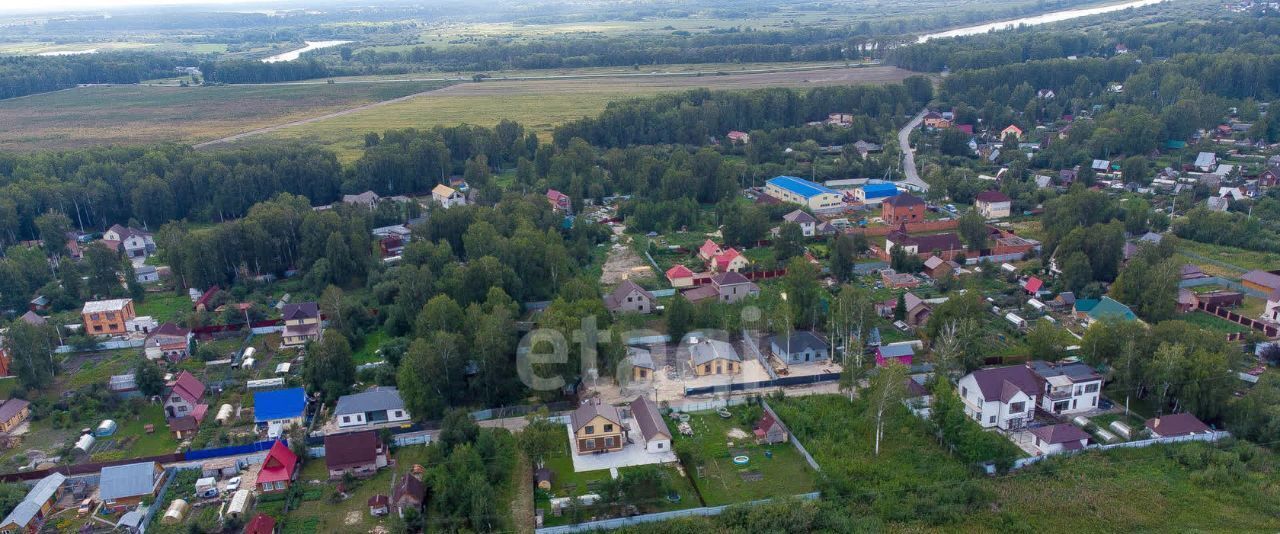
546;189;571;212
257;440;299;493
712;248;748;273
244;514;276;534
697;239;723;261
1022;276;1044;295
665;265;696;288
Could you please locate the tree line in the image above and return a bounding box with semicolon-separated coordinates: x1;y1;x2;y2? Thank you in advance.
0;52;196;100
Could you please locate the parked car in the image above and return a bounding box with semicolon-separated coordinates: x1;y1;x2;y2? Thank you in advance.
224;476;241;494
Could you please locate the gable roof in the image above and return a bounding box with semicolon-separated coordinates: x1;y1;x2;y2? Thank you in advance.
168;371;205;405
629;396;671;442
1031;423;1090;446
887;231;964;253
974;190;1011;203
0;472;65;529
570;401;621;432
690;338;740;365
431;184;458;197
712;271;752;287
627;347;655;370
245;514;276;534
883;193;925;208
768;330;828;355
698;239;722;258
334;387;405;417
1145;413;1210;437
1242;270;1280;290
967;365;1039;403
877;343;915;358
18;311;45;326
1078;296;1136;321
325;431;383;469
1195;152;1217;168
782;209;817;224
282;302;319;321
604;280;655;310
0;399;30;424
1024;277;1044;294
149;322;189;339
253;388;307;423
665;264;694;280
393;474;427;505
713;248;744;271
258;440;298;484
99;462;157;501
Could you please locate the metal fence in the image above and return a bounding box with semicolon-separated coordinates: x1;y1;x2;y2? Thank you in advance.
761;399;821;472
740;328;779;381
534;492;822;534
684;373;841;397
1010;430;1230;470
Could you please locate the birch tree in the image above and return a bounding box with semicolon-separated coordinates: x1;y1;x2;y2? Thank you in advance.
866;362;909;456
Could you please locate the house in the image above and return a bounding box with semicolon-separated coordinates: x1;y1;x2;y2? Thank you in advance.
17;312;44;327
923;111;951;129
875;342;915;367
629;396;671;453
852;140;882;158
103;225;155;258
163;371;207;422
697;240;724;262
689;338;740;375
782;210;818;237
603;280;655;314
1022;276;1044;296
281;302;322;347
244;514;277;534
431;184;466;209
974;190;1012;219
325;431;390;479
257;440;299;493
883;227;965;261
334;387;410;429
392;474;426;517
546;189;571;212
881;193;926;225
1073;296;1137;326
665;265;696;288
253;388;308;429
855;183;900;205
826;113;854;127
145;323;191;362
1028;360;1102;415
109;374;140;398
342;191;381;210
0;399;30;435
681;272;760;305
626;347;656;383
727;131;751;144
570;400;625;455
957;365;1039;430
1205;196;1230;212
81;298;136;336
368;495;390;516
710;248;750;273
1036;89;1056;99
1091;159;1111;173
753;407;788;444
764;176;844;211
767;330;830;364
169;415;201;440
99;462;164;511
879;269;920;289
1030;424;1090;455
134;265;160;284
900;292;932;326
923;256;956;280
1194;152;1218;172
0;473;64;534
1000;125;1023;141
1145;413;1211;438
1241;270;1280;294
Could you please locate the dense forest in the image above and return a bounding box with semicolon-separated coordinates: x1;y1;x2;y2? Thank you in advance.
0;52;196;99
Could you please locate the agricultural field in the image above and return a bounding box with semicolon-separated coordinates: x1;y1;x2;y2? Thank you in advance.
0;81;445;152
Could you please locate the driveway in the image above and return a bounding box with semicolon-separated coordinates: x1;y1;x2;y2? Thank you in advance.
897;108;930;193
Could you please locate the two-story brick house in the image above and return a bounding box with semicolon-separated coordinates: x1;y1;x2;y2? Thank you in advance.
81;299;135;336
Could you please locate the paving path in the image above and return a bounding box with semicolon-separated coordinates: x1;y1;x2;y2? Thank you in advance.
897;108;930;192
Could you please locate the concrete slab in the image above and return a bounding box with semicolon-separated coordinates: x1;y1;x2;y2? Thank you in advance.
565;421;677;473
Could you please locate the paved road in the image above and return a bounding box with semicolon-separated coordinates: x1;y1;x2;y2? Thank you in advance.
897;108;930;192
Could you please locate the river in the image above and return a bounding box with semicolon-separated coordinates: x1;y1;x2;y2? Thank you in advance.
261;40;353;63
917;0;1168;42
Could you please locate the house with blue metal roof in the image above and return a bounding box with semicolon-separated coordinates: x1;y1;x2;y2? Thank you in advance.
854;182;900;204
254;387;308;429
765;176;844;211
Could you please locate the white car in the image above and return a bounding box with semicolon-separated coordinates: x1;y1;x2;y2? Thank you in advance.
224;476;241;494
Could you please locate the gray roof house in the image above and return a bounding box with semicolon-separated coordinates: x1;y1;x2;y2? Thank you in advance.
603;280;656;314
767;330;830;364
0;472;65;532
99;462;161;504
334;387;410;429
1195;151;1217;171
628;396;672;452
689;338;740;367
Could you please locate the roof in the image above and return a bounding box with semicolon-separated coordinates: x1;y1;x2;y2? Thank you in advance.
0;399;30;423
368;494;389;507
325;431;383;469
99;462;158;501
861;183;899;197
903;292;927;311
1242;270;1280;290
768;330;828;355
604;280;655;311
782;209;817;224
713;248;744;271
282;302;319;321
0;473;65;529
690;338;740;366
109;374;138;391
712;271;753;287
570;401;621;432
1031;423;1090;445
335;387;405;416
258;440;298;484
169;415;198;432
1195;152;1217;168
767;176;838;198
1145;413;1210;437
888;231;964;253
877;343;915;358
253;388;307;423
680;285;720;303
245;514;277;534
974;190;1011;203
1024;277;1044;294
1002;124;1023;134
18;311;45;326
431;184;458;197
627;347;654;370
1028;360;1101;383
665;264;694;279
1077;296;1136;321
82;298;132;314
149;322;189;338
904;377;930;398
393;474;427;504
629;396;671;442
547;189;570;202
698;240;722;258
967;365;1039;403
883;193;925;208
168;371;205;405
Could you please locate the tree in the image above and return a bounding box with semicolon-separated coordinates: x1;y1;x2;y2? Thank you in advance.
397;333;467;420
35;211;73;257
1229;372;1280;443
665;294;694;342
957;208;988;252
4;320;57;391
437;409;479;456
82;242;124;298
866;362;908;456
302;333;356;404
1025;321;1069;361
415;295;464;336
135;359;165;397
518;411;563;466
829;234;860;281
903;75;933;104
893;293;906;321
781;258;822;329
775;222;805;261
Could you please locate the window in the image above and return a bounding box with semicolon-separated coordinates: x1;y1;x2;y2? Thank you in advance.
1010;401;1025;413
657;443;664;449
604;437;615;448
961;386;968;398
584;425;594;435
1075;386;1083;396
1085;383;1099;393
989;416;996;424
393;410;403;418
604;424;613;433
342;416;350;423
704;365;712;373
639;369;647;378
1092;397;1097;406
584;439;595;450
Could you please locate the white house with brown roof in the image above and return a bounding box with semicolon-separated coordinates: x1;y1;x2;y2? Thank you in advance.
957;365;1039;430
628;397;671;453
974;190;1012;219
103;225;155;258
603;280;655;314
1030;423;1090;455
782;209;818;237
1028;360;1102;415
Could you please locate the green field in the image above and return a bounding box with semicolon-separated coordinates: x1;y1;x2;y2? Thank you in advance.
672;406;818;505
1172;236;1280;273
1178;311;1251;334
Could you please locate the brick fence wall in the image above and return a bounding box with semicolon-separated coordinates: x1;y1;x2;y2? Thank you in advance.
845;219;959;237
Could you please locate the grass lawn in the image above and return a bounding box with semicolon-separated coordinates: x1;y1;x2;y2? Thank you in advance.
1172;236;1280;272
105;403;178;459
135;292;192;324
1179;311;1251;334
62;349;144;392
352;329;389;364
671;406;817;506
286;445;433;531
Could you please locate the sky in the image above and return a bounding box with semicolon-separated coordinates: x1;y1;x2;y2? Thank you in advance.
1;0;280;13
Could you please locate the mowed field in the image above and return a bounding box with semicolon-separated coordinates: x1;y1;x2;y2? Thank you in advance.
248;65;916;161
0;81;444;152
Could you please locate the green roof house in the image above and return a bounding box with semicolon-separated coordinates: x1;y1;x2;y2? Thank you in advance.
1074;296;1137;325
